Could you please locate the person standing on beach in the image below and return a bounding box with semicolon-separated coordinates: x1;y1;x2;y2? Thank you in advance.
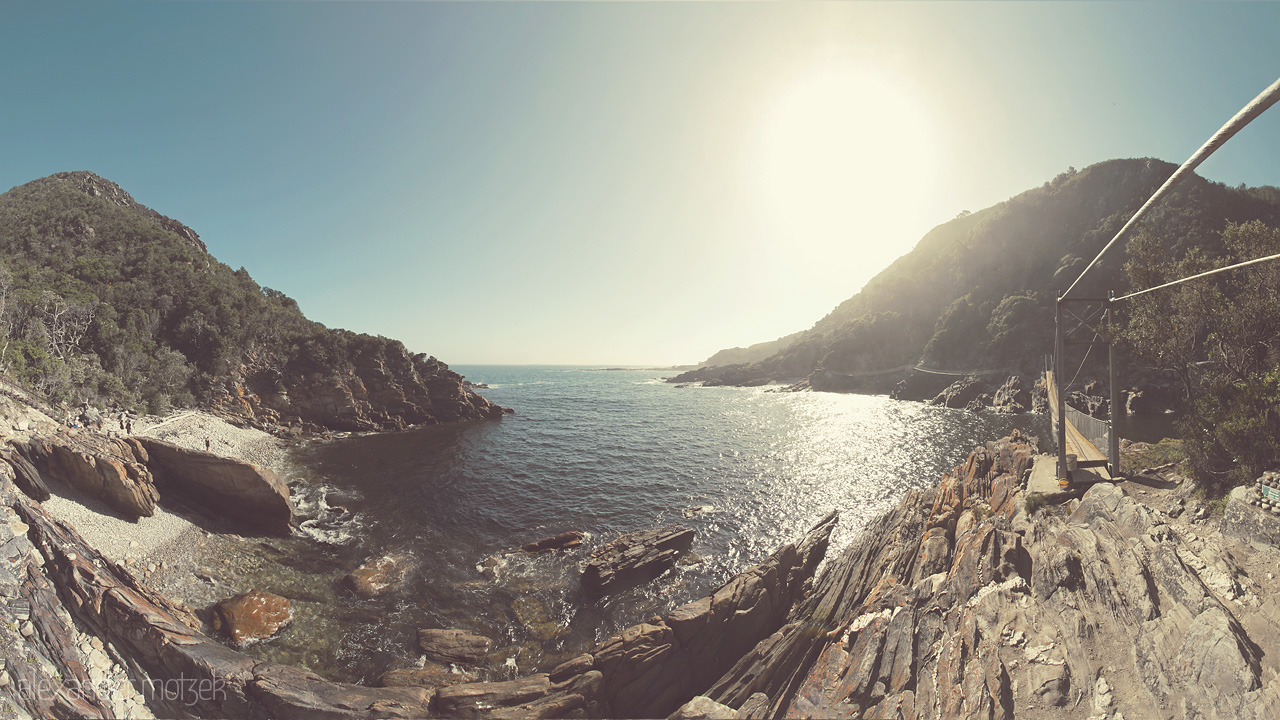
205;436;211;451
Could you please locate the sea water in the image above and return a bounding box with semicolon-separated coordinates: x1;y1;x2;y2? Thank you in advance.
252;366;1049;684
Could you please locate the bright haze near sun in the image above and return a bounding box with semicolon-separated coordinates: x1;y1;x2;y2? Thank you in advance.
4;1;1280;365
752;57;939;301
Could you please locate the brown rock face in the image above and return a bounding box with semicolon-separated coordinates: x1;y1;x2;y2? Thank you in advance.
417;628;493;666
1;446;50;501
17;432;158;518
378;664;477;689
210;589;293;647
345;553;417;597
212;342;509;433
136;436;292;534
581;524;696;596
586;511;837;718
435;675;552;718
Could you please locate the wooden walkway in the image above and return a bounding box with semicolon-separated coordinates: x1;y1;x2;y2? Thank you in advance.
1045;370;1112;482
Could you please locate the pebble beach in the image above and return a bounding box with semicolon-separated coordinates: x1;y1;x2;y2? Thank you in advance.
40;411;291;565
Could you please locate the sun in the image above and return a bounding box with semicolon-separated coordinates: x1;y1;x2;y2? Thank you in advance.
752;60;939;277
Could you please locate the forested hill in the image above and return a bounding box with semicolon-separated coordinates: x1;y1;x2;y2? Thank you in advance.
0;171;505;431
675;158;1280;390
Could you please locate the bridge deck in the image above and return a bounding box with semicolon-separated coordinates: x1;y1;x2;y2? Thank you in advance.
1045;370;1112;481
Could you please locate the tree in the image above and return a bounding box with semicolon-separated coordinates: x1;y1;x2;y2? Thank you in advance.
1123;221;1280;493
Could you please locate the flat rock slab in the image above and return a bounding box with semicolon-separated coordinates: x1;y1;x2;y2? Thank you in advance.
582;524;695;596
435;674;551;718
417;628;493;666
378;664;477;689
137;436;292;534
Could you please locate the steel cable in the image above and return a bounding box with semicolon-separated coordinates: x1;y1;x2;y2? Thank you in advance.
1063;76;1280;299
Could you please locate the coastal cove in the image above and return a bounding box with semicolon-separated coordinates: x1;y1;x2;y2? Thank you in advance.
231;366;1049;684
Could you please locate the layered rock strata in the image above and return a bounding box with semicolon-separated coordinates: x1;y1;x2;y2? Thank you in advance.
431;511;838;719
8;482;433;719
134;437;292;535
213;348;510;434
689;434;1280;720
15;431;159;518
581;524;697;596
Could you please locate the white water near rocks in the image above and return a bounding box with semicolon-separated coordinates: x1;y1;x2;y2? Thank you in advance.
244;366;1049;685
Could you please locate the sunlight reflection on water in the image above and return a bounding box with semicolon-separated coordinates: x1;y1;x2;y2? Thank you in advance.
256;367;1047;683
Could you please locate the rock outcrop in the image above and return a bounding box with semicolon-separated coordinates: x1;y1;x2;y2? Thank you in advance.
345;553;417;597
677;435;1280;720
928;376;992;409
16;431;159;518
0;445;50;501
8;480;433;718
582;525;696;596
136;436;292;534
417;629;494;666
515;530;587;554
213;346;510;434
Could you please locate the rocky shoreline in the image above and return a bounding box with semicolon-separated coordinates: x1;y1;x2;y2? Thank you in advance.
5;381;1280;718
669;365;1187;419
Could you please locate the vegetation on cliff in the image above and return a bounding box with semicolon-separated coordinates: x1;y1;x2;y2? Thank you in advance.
0;171;501;429
687;158;1280;384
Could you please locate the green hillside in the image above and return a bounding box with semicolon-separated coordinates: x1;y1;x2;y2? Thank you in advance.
680;158;1280;386
0;171;502;430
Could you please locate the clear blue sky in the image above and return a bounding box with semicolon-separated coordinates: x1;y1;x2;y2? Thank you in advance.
3;1;1280;365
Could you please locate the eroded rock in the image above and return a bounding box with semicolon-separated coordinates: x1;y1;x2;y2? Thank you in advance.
136;436;292;534
345;553;416;597
581;524;696;596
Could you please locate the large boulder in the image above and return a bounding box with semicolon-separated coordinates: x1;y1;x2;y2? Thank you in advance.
345;553;416;597
1;446;50;501
929;377;991;409
417;628;493;666
136;436;292;534
16;432;158;518
582;525;696;596
210;589;293;647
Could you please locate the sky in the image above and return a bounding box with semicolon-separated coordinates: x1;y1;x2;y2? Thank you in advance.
3;1;1280;365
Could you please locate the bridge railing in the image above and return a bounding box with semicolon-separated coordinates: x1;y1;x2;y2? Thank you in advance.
1065;404;1110;457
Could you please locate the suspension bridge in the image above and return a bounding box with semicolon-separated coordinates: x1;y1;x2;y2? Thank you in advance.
1043;75;1280;489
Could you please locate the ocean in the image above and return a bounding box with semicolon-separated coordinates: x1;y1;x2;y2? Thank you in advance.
249;366;1050;684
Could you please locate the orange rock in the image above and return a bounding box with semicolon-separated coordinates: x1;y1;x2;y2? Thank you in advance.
210;590;292;646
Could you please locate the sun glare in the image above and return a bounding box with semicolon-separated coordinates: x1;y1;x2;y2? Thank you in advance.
753;60;939;278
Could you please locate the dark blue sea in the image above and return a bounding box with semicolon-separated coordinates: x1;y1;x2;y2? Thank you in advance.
256;366;1050;683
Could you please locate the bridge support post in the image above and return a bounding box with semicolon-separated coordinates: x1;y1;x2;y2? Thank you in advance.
1108;292;1122;478
1055;291;1067;481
